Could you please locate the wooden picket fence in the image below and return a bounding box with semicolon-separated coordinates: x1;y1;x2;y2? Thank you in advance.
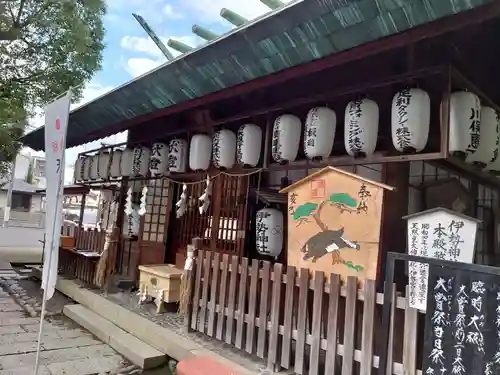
186;250;422;375
59;226;105;286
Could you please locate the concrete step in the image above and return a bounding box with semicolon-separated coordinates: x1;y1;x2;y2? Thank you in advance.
63;304;166;369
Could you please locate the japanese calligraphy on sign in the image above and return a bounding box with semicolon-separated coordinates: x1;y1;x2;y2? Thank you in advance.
403;207;480;311
423;265;500;375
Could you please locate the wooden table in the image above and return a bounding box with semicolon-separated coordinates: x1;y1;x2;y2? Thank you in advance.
138;264;183;313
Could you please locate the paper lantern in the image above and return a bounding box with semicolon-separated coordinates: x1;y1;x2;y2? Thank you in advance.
236;124;262;167
345;98;379;157
391;88;430;153
89;154;99;180
82;156;91;181
120;148;134;177
149;143;168;176
448;91;481;157
132;146;150;177
168;139;188;173
189;134;212;171
256;208;283;257
97;151;111;180
468;106;499;168
304;107;336;160
74;156;85;182
212;129;236;169
272;114;301;164
109;149;122;178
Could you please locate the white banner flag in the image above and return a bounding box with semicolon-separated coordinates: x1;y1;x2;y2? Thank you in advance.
42;91;71;300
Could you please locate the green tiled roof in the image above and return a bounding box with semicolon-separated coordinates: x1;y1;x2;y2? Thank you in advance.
21;0;494;151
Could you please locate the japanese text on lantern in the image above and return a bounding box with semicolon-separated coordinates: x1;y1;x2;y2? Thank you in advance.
305;108;319;149
168;140;180;169
427;277;452;375
256;210;270;254
347;99;363;153
150;143;164;173
395;88;412;150
271;118;282;159
466;107;481;154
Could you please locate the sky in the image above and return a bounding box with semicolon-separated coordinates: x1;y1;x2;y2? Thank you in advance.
22;0;292;183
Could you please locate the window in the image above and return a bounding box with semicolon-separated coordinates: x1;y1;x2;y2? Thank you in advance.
11;193;31;211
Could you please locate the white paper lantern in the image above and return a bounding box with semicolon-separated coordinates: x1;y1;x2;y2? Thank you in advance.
120;148;134;177
272;114;301;163
256;208;283;257
189;134;212;171
149;143;168;176
467;106;499;168
89;154;99;180
391;88;430;152
448;91;481;156
212;129;236;169
74;156;85;182
304;107;336;160
345;98;379;157
168;139;188;173
97;152;111;180
132;146;150;176
82;156;91;181
109;149;122;178
236;124;262;167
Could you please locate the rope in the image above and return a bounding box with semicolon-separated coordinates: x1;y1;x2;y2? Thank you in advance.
162;168;263;186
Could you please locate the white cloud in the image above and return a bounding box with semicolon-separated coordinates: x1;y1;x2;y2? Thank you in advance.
124;57;166;78
163;4;183;19
121;34;201;78
121;36;165;58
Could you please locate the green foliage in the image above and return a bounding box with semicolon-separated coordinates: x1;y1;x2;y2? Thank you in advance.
328;192;358;208
0;0;106;177
292;202;318;220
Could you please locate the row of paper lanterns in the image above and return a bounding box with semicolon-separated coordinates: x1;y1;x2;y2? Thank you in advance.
73;124;264;182
74;88;499;182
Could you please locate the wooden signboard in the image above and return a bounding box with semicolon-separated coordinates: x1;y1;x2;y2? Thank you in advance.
280;166;394;281
423;264;500;375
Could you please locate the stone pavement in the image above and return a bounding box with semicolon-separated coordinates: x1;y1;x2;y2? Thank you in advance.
0;282;141;374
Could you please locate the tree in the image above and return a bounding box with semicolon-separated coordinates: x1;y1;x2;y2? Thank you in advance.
0;0;106;176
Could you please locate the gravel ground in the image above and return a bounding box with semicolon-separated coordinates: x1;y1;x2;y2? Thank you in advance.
96;288;270;375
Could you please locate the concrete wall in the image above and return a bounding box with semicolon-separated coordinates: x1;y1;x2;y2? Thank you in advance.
0;226;44;263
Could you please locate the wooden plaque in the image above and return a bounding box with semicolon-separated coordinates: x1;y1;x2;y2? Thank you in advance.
280;166;394;281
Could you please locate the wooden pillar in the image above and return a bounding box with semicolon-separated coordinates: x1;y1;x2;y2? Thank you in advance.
379;162;410;291
78;193;87;228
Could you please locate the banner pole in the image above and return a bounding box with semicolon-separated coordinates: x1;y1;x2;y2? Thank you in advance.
33;88;72;375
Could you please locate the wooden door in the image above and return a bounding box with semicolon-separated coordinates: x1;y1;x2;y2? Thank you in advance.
138;179;172;269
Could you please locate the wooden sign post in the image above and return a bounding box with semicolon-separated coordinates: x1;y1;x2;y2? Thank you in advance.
280;166;394;281
403;207;480;311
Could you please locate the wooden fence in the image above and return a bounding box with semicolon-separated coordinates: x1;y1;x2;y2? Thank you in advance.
59;226;105;286
186;250;422;375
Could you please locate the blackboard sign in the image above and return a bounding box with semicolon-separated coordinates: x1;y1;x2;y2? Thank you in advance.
423;264;500;375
